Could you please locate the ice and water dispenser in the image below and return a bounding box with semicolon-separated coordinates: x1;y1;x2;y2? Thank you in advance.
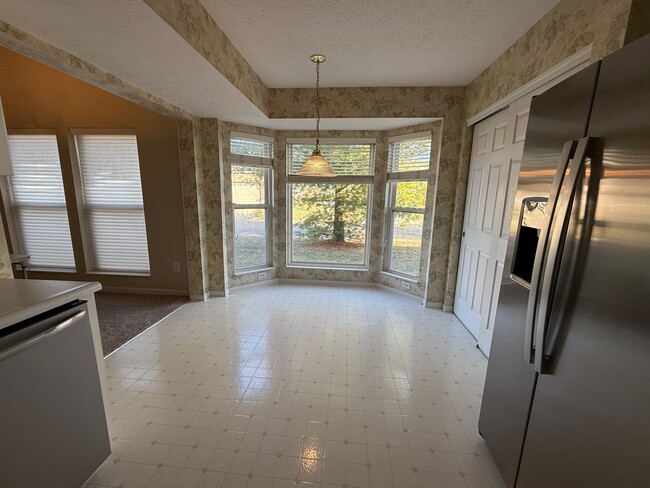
511;197;548;286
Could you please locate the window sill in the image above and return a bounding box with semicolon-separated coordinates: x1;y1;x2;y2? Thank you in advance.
25;268;77;274
87;271;151;277
235;266;275;277
287;264;369;272
380;270;419;283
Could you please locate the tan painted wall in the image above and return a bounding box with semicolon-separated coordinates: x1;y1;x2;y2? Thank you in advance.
0;47;189;293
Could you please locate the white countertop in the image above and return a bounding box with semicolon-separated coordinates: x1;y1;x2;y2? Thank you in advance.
0;279;102;331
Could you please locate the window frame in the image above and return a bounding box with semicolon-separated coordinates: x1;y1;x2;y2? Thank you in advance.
229;132;274;274
383;132;432;279
286;138;375;270
3;129;77;272
69;128;151;276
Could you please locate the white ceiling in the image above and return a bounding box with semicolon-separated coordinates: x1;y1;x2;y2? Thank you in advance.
0;0;266;122
0;0;560;128
201;0;561;87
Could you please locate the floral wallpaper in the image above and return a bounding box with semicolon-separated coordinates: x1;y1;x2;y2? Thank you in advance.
177;119;210;300
200;118;227;295
269;86;466;119
465;0;633;119
0;20;188;120
442;124;474;309
0;228;11;278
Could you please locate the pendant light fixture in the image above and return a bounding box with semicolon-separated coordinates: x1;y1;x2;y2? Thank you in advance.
296;54;336;177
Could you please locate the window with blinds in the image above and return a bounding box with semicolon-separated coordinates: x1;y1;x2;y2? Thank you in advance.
230;132;274;166
74;133;150;274
388;134;432;172
384;132;432;278
6;134;76;270
286;140;375;268
288;143;374;176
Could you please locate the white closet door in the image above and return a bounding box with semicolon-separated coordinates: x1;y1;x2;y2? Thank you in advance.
455;108;515;343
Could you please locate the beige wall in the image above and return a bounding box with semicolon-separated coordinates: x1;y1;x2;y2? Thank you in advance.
0;47;189;293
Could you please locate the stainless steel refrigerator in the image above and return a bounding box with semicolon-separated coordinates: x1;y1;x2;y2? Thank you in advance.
478;34;650;488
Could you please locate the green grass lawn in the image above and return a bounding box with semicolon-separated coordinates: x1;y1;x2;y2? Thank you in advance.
234;235;267;269
389;238;422;276
292;239;366;265
235;235;422;274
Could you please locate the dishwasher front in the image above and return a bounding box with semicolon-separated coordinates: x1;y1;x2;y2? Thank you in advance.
0;300;111;488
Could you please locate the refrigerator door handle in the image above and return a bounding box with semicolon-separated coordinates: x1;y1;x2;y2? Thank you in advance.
533;137;593;373
524;140;577;363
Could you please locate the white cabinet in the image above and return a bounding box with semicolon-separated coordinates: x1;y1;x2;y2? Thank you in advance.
0;97;12;175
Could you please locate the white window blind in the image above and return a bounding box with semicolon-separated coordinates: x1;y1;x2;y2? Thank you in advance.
7;134;75;270
230;133;273;166
288;143;375;176
388;134;432;172
75;133;150;274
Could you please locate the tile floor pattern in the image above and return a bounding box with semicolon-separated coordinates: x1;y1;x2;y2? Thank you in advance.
85;284;505;488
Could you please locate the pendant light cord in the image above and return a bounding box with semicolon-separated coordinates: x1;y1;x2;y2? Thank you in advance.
316;59;321;151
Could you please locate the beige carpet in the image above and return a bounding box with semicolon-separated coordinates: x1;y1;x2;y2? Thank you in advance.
94;292;189;356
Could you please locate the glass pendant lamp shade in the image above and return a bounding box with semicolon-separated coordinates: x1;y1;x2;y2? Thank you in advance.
296;54;336;177
296;148;336;176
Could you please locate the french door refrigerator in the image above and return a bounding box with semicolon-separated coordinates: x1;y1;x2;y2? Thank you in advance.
478;33;650;488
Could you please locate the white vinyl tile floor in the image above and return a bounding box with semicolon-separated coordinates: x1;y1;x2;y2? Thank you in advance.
84;284;504;488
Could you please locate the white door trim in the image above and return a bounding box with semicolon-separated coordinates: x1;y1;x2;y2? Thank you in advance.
467;44;593;126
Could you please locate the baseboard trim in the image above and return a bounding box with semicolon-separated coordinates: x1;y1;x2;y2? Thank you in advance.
190;291;211;301
375;283;423;303
278;278;374;288
209;290;227;298
101;286;189;296
442;304;454;312
230;279;279;293
425;301;443;309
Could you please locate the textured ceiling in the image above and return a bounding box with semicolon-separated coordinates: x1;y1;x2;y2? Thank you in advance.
0;0;560;127
0;0;265;122
201;0;561;87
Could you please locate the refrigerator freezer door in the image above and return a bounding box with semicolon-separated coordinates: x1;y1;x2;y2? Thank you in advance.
517;34;650;488
478;63;599;487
